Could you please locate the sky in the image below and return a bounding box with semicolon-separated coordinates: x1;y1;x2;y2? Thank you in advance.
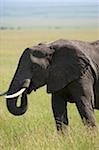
0;0;98;3
0;0;98;6
0;0;98;28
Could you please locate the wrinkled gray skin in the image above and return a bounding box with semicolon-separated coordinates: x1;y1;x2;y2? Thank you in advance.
6;39;99;131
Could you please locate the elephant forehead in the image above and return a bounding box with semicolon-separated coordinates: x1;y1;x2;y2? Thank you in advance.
30;44;52;54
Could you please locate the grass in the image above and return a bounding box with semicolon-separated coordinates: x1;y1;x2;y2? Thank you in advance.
0;28;99;150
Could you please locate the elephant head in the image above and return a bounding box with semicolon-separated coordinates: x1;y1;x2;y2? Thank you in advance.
5;43;55;115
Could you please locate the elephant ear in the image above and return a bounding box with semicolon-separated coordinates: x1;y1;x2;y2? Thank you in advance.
94;79;99;110
47;41;90;93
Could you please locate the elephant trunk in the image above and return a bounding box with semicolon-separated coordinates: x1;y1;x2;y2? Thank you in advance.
5;48;32;116
6;92;28;115
6;78;31;116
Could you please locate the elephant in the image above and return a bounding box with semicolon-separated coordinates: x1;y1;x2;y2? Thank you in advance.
2;39;99;132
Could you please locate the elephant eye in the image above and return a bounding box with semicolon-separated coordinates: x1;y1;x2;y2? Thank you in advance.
32;63;39;69
49;53;53;57
49;46;53;49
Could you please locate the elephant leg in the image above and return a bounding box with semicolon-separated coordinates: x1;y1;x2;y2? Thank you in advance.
76;96;96;127
51;93;68;132
68;70;96;127
63;101;69;126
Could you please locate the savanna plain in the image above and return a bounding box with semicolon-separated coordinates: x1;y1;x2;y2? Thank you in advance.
0;28;99;150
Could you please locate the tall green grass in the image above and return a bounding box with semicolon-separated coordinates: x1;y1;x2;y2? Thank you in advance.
0;29;99;150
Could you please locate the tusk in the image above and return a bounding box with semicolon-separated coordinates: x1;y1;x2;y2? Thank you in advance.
5;88;26;99
0;91;8;96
